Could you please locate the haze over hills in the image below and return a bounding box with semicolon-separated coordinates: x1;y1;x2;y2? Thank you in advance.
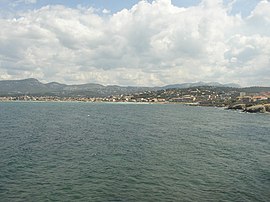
162;82;241;89
0;78;154;97
0;78;268;97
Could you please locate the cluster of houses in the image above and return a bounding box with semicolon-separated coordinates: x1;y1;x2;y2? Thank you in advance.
116;88;270;106
236;92;270;104
1;88;270;106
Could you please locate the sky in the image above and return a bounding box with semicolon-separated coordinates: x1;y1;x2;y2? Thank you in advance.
0;0;269;86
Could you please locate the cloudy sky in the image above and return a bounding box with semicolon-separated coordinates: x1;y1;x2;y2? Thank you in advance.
0;0;269;86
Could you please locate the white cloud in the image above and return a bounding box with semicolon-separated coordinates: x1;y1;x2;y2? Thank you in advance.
0;0;269;86
16;0;37;4
102;9;111;14
9;0;37;6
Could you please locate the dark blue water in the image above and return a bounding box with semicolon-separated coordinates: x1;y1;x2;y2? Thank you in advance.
0;102;269;201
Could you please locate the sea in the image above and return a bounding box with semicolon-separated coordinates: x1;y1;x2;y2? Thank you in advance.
0;102;269;201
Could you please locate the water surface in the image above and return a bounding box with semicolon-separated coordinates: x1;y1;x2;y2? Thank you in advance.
0;102;269;201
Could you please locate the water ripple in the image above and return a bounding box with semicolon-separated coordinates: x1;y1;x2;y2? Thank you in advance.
0;102;269;201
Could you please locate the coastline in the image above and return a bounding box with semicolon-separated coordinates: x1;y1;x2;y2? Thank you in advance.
1;100;269;114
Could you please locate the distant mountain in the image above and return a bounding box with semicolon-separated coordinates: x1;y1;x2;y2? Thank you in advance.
241;86;270;93
0;78;154;97
0;78;50;95
45;82;66;90
162;82;240;89
0;78;259;97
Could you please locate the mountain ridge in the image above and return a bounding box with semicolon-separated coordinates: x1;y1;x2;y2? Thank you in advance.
1;78;268;97
162;81;241;89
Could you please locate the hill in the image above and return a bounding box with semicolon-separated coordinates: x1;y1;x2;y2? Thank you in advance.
0;78;154;97
162;82;240;89
0;78;268;97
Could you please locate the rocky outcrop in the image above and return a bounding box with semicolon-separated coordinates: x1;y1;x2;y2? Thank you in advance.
263;104;270;112
244;105;266;113
227;103;270;113
227;104;246;110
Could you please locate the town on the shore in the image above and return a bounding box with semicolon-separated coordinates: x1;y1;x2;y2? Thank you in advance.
1;86;270;113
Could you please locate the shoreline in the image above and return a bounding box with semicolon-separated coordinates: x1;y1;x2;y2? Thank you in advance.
1;100;269;114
